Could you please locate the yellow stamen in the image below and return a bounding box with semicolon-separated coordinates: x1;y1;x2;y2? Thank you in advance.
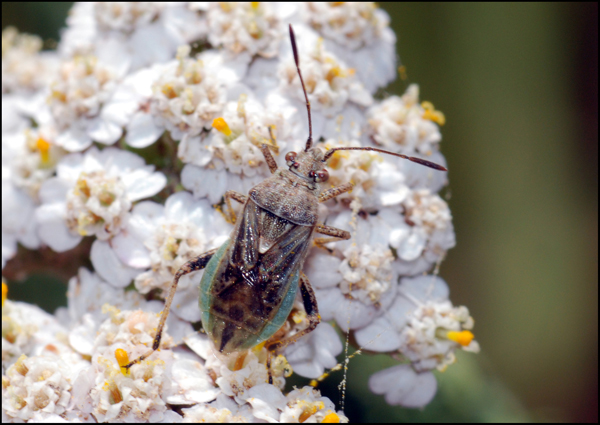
252;341;267;354
50;89;67;103
292;310;306;324
325;66;343;84
14;355;29;376
446;330;475;347
2;281;7;307
322;412;341;423
36;137;51;164
421;101;446;125
74;176;91;198
299;405;319;423
212;117;232;136
115;349;130;376
251;2;260;10
161;83;178;99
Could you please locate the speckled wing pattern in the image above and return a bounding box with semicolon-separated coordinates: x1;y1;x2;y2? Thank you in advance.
209;198;313;336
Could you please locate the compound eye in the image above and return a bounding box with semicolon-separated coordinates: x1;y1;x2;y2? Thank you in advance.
316;169;329;183
285;151;297;166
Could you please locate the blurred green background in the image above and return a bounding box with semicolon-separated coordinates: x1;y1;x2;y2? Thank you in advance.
3;2;597;423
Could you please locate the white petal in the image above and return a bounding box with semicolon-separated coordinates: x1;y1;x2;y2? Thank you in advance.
90;239;139;288
171;279;203;322
2;233;17;266
96;37;131;77
286;322;342;379
87;117;123;145
38;178;70;204
314;287;342;322
354;316;401;352
183;332;212;360
102;88;139;127
129;201;164;238
245;384;286;422
333;297;380;332
168;359;219;404
397;230;426;261
68;314;96;355
35;203;82;252
304;252;342;289
126;112;163;148
122;169;167;202
56;127;92;152
164;191;195;222
399;275;449;303
112;231;151;268
369;365;437;408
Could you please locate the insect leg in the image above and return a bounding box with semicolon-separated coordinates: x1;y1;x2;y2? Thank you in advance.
313;224;351;248
223;190;248;224
266;272;320;384
318;182;354;203
260;142;278;174
125;248;218;369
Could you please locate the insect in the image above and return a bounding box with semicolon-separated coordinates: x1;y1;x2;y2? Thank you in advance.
125;25;446;378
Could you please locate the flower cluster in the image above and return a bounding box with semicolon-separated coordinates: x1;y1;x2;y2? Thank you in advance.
3;2;477;422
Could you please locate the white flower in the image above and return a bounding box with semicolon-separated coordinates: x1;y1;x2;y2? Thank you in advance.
181;402;246;423
278;30;372;139
3;355;74;421
35;147;166;252
214;352;273;403
2;95;29;135
285;321;342;379
2;128;64;201
321;139;410;210
71;308;182;422
302;3;396;93
56;268;146;355
2;298;71;369
48;53;137;152
141;46;231;143
305;210;400;331
392;188;456;275
369;364;437;408
206;2;282;60
281;386;348;423
60;3;205;72
369;84;445;156
180;94;294;203
2;183;40;268
109;192;229;321
2;27;59;95
63;268;148;326
181;393;253;423
355;275;479;371
75;348;171;422
167;358;219;405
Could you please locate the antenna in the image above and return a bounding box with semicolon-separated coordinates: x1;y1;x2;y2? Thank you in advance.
323;146;448;171
289;24;313;152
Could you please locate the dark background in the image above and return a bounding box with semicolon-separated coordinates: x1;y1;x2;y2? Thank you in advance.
3;3;597;422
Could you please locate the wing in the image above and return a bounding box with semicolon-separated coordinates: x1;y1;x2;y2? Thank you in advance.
257;218;313;308
208;199;313;332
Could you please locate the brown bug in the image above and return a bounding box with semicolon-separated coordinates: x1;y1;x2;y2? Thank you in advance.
125;25;447;378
